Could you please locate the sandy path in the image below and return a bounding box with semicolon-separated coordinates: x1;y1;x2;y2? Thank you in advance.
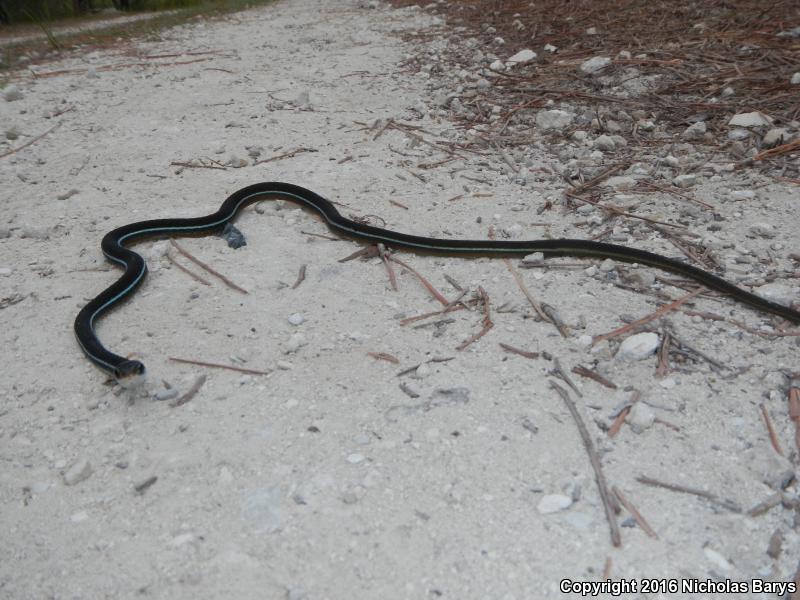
1;0;798;598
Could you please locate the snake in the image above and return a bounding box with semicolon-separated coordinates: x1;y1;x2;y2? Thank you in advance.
74;181;800;386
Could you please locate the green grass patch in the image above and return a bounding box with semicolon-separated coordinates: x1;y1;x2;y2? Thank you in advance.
0;0;275;71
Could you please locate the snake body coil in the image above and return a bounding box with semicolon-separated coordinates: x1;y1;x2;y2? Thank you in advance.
74;182;800;384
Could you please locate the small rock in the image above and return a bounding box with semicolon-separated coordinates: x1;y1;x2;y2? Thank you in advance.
625;269;656;288
626;402;655;433
598;258;616;272
593;135;615;151
3;85;23;102
225;155;248;168
617;332;660;361
537;494;573;514
673;174;696;188
288;313;304;326
535;109;575;131
571;130;587;142
346;453;365;464
730;189;756;201
755;283;797;307
728;111;772;128
682;121;706;140
294;90;311;108
0;268;12;277
506;49;536;66
544;44;557;53
63;459;92;486
658;377;677;390
703;547;733;572
276;360;293;370
489;59;504;71
562;511;592;530
791;72;800;85
284;333;307;354
580;56;611;74
762;128;788;148
5;127;20;140
748;222;776;238
727;128;751;141
414;362;432;378
522;251;545;265
70;511;89;523
56;189;80;201
153;388;178;402
605;176;636;191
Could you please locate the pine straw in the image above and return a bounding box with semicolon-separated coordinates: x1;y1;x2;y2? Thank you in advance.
387;0;800;170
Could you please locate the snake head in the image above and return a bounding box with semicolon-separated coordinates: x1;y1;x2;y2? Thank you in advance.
114;360;146;388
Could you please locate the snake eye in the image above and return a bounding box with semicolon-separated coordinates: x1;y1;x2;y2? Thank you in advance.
114;360;146;388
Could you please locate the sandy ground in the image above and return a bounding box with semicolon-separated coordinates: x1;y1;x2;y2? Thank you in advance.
1;1;799;598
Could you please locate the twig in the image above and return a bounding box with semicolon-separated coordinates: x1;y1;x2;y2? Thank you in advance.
388;256;449;305
254;147;317;165
789;386;800;453
571;365;617;389
550;381;621;547
567;160;629;195
399;303;467;326
612;486;658;539
169;357;271;376
551;358;582;397
0;123;61;160
592;289;702;345
636;475;741;513
379;244;399;291
456;286;494;351
170;159;226;170
501;254;559;333
760;404;784;456
166;251;211;286
368;352;400;364
291;264;307;289
170;374;207;407
499;343;539;359
169;239;248;294
608;390;641;437
655;331;671;377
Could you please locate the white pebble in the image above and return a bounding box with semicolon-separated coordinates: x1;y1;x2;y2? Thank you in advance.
580;56;611;74
703;548;733;572
347;453;365;464
63;459;92;486
288;313;304;326
537;494;573;514
673;174;696;188
284;333;307;354
276;360;293;370
617;332;660;361
414;363;432;378
730;189;756;201
3;85;23;102
659;377;677;389
598;258;616;272
626;402;655;433
0;268;12;277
